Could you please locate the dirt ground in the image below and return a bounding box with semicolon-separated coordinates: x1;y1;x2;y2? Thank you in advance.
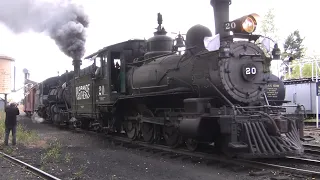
0;115;285;180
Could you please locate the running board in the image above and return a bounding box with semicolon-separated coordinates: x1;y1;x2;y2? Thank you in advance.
228;142;248;149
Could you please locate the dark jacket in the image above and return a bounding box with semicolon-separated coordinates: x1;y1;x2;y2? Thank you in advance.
5;105;20;128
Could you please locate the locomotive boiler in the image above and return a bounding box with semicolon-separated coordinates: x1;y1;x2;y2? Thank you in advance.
27;0;305;159
129;27;269;105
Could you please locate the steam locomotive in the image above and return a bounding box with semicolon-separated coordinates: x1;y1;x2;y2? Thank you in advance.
26;0;305;158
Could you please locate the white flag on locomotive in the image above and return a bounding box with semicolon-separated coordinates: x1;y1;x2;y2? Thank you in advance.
261;38;271;52
204;34;220;51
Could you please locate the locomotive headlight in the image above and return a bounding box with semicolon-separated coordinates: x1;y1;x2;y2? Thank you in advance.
224;13;259;34
242;16;256;33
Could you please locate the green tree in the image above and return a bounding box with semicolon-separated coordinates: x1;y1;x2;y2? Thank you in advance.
255;9;279;73
302;63;313;78
282;30;305;60
282;30;306;79
284;61;318;79
284;60;300;79
258;8;279;41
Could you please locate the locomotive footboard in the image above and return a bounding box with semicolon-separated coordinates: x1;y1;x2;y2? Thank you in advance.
179;98;305;159
232;115;303;158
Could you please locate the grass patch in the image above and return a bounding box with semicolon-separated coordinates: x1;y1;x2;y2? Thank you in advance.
65;152;72;163
41;140;62;164
0;111;39;146
305;118;316;122
72;164;87;180
41;140;74;164
40;140;75;176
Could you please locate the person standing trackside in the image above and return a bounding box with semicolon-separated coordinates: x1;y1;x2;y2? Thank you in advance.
4;102;20;146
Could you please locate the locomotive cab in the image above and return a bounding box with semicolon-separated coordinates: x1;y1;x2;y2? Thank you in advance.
85;40;147;104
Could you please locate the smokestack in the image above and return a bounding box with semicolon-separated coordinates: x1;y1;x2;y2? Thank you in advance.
22;68;28;96
24;71;29;81
210;0;231;38
23;68;29;83
72;59;82;77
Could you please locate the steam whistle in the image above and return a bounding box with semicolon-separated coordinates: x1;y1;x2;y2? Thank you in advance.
154;13;167;35
157;13;162;28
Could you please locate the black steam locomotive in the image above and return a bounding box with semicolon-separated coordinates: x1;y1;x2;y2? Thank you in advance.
29;0;305;158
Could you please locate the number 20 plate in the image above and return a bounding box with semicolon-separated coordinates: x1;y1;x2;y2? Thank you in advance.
224;21;236;31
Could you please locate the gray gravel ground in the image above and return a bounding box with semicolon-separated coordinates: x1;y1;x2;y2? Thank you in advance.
1;115;294;180
0;155;42;180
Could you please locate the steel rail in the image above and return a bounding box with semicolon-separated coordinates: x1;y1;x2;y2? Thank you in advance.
105;134;320;178
285;156;320;166
303;144;320;150
302;144;320;155
240;159;320;178
0;151;61;180
57;125;320;178
304;149;320;155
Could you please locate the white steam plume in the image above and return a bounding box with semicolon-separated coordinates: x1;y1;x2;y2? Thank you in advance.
31;112;44;123
0;0;89;60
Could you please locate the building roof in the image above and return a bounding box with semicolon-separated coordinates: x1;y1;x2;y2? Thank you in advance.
0;55;15;61
283;77;316;85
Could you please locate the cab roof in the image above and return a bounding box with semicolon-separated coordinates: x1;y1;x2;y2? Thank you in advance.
85;39;146;60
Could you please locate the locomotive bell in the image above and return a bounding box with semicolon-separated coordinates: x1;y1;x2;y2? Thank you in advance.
175;34;185;48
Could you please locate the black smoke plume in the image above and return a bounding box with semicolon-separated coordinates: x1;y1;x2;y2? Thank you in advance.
0;0;89;60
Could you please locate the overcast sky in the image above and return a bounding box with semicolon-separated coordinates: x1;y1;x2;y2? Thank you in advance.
0;0;318;101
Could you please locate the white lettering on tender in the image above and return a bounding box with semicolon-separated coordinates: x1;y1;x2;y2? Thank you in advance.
76;84;91;100
98;85;105;95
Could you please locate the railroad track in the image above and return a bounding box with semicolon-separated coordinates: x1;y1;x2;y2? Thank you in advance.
303;144;320;155
304;127;320;133
285;156;320;166
65;127;320;179
37;122;320;179
0;151;61;180
113;135;320;178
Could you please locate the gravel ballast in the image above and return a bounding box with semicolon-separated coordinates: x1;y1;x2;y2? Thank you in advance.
0;115;289;180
